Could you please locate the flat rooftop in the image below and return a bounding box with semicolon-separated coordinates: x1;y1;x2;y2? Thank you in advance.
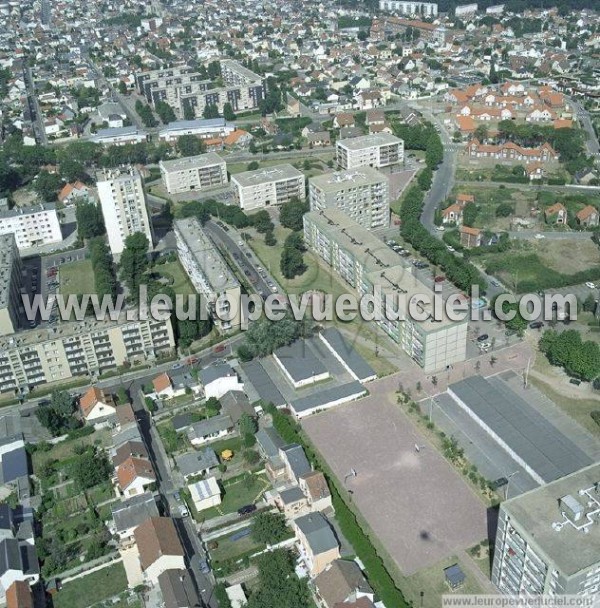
290;380;366;415
305;209;462;331
241;360;286;407
231;164;303;188
0;202;56;220
503;463;600;576
160;118;230;132
448;376;592;483
319;328;376;382
96;166;142;184
221;59;262;82
309;166;387;193
273;340;328;383
160;153;225;173
337;132;403;150
174;217;239;292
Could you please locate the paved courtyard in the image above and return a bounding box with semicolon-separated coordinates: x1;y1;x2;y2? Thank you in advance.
302;379;489;576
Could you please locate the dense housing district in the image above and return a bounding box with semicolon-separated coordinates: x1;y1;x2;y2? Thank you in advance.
0;0;599;606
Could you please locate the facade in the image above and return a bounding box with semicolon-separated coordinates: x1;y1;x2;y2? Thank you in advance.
379;0;438;16
309;167;390;230
0;317;175;394
96;167;153;255
466;139;559;163
0;203;62;250
159;153;228;194
80;386;117;423
336;133;404;170
174;218;241;333
293;512;340;576
231;164;306;211
137;60;264;119
491;463;600;596
0;235;22;337
304;209;468;372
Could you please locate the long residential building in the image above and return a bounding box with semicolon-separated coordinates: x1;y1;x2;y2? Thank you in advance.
379;1;438;16
96;167;153;255
174;218;241;333
137;60;264;119
308;167;390;230
158;118;236;143
0;317;175;394
0;203;62;251
336;133;404;170
159;153;228;194
232;164;306;211
304;209;468;371
491;463;600;596
0;235;22;337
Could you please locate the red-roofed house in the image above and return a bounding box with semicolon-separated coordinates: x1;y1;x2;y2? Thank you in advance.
58;181;91;205
116;456;156;498
80;387;116;424
545;202;567;225
576;205;599;228
460;226;482;248
152;373;175;399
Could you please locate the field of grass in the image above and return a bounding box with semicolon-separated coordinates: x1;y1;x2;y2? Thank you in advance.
53;563;128;608
201;473;270;519
59;259;95;297
155;260;196;296
209;527;264;563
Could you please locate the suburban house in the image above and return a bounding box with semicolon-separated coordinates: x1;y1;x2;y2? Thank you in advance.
299;471;333;513
280;444;312;484
187;415;234;446
58;181;91;205
273;486;309;519
157;569;201;608
333;113;355;129
5;580;34;608
133;517;185;585
576;205;599;227
153;371;201;400
466;139;559;163
0;538;39;603
459;226;482;248
152;373;177;399
525;161;545;180
313;559;375;608
111;492;159;543
116;404;137;432
114;443;156;498
293;512;340;576
79;387;117;425
188;477;222;511
545;202;568;225
220;390;256;425
175;448;219;481
442;203;464;225
199;365;244;400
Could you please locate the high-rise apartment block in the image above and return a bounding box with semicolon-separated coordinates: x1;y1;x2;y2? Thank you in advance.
0;203;62;251
304;209;467;371
308;167;390;230
159;153;228;194
336;133;404;170
174;218;241;333
492;463;600;596
231;165;306;212
378;0;438;16
0;234;22;337
96;168;153;255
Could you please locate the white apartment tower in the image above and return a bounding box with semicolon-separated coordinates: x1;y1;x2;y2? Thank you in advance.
0;203;62;250
336;133;405;171
309;167;390;230
96;168;153;255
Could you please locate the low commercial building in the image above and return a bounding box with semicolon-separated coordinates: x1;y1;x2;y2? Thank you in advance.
272;340;330;389
159;153;227;194
308;167;390;230
0;317;175;394
174;218;241;333
318;328;376;383
304;209;468;372
491;463;600;596
231;164;305;211
336;133;404;170
158;118;236;143
0;235;22;337
91;126;147;146
0;203;62;250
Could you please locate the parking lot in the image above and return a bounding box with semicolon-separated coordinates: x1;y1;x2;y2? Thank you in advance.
302;379;489;576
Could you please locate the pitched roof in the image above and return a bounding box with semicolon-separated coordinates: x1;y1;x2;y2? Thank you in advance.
314;559;373;607
80;387;114;417
111;492;159;534
577;205;598;221
5;580;33;608
333;599;376;608
153;372;172;393
134;517;184;571
456;193;474;204
113;440;149;467
294;512;339;555
158;568;201;608
460;226;481;236
300;470;331;501
224;129;250;145
545;202;567;216
116;456;155;491
116;403;136;427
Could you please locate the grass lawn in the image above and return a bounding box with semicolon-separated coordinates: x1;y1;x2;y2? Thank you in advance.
202;473;270;519
155;260;196;296
59;259;95;297
209;527;264;564
53;563;128;608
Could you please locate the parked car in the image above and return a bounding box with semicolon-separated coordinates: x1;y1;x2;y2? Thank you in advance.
174;492;182;502
490;477;508;490
198;557;211;574
180;506;189;518
476;334;489;342
569;378;581;386
434;276;445;283
435;225;445;232
238;504;256;516
172;363;183;370
586;282;596;289
446;245;455;252
529;321;544;329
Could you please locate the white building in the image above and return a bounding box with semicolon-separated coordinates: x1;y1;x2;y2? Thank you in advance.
91;126;147;146
379;0;438;16
159;153;228;194
96;167;153;255
336;133;404;170
309;167;390;230
231;164;306;211
198;364;244;399
158;118;236;143
188;477;221;511
0;203;62;250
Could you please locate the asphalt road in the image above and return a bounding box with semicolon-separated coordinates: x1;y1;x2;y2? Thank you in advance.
568;96;600;156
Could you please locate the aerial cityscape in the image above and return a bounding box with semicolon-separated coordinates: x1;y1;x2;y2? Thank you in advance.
0;0;599;606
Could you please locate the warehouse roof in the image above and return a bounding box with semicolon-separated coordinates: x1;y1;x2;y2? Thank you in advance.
290;381;366;417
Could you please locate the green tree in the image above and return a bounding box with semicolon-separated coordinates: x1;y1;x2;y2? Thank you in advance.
223;102;236;121
284;231;305;252
280;246;306;279
35;391;79;436
70;448;112;490
462;202;478;227
119;232;149;303
279;198;309;231
264;230;277;246
252;209;274;233
202;103;220;119
155;101;177;124
239;413;258;436
60;158;88;183
177;317;212;348
241;314;309;358
247;161;260;171
251;512;289;545
118;81;128;95
75;201;105;239
34;170;63;201
495;202;514;217
177;134;205;157
243;449;260;465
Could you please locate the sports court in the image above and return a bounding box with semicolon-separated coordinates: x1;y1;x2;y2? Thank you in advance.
302;377;489;575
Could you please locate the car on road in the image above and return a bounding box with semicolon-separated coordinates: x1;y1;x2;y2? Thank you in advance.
569;378;581;386
476;334;489;342
446;245;455;252
198;557;211;574
586;282;596;289
243;269;251;276
172;363;184;370
180;506;189;517
238;504;256;516
270;286;278;292
534;233;545;240
529;321;544;329
490;279;500;287
174;492;182;502
490;477;508;490
434;276;445;283
238;241;244;246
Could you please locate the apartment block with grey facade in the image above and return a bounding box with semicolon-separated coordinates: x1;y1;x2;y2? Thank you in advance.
308;167;390;230
336;133;404;171
159;153;228;194
492;463;600;596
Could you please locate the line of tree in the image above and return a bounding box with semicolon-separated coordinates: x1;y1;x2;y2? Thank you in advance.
89;237;118;299
280;231;306;279
279;197;310;232
75;200;105;240
119;232;150;304
135;100;158;128
178;199;251;229
155;101;177;124
539;329;600;382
